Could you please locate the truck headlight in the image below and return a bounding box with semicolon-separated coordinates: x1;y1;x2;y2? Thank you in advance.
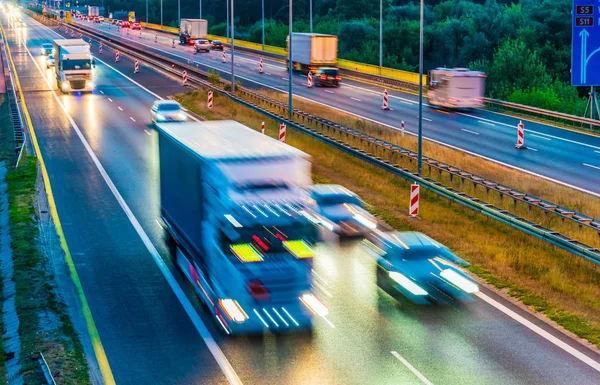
389;271;428;295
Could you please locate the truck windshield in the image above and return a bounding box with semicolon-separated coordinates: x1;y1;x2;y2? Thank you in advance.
63;60;91;70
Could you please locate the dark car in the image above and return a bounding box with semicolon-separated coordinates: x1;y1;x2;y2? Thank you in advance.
313;68;341;87
211;40;224;50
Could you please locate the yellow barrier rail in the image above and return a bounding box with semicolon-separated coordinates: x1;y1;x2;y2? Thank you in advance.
140;21;423;84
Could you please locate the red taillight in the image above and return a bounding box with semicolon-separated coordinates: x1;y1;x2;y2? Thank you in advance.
320;75;327;80
247;280;269;300
335;75;342;81
252;235;269;251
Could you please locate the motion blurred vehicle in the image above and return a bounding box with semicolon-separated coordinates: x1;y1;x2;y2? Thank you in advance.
286;33;338;74
131;22;141;30
313;68;341;87
46;54;55;68
121;21;131;28
115;20;122;26
41;43;54;55
54;39;94;93
179;18;208;45
364;231;479;305
111;19;118;25
428;68;486;109
98;16;104;22
150;100;187;123
211;40;224;50
194;39;211;53
308;184;377;237
156;120;322;334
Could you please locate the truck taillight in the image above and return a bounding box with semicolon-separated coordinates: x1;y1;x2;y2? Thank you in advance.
320;75;327;80
335;76;342;81
247;280;269;300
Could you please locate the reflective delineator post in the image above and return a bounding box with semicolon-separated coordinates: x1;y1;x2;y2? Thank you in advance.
307;71;313;88
382;89;390;110
401;120;405;133
261;121;265;134
409;183;420;217
259;58;263;73
155;35;158;43
172;39;175;48
115;51;120;63
182;71;188;86
515;120;526;149
134;60;139;74
207;91;213;109
279;124;286;143
222;52;226;63
99;42;103;54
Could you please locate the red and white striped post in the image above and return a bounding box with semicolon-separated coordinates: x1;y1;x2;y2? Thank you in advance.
221;52;226;63
155;35;158;43
99;42;103;54
515;120;525;149
259;58;263;73
134;60;139;73
71;29;74;37
115;51;120;62
172;40;175;48
401;120;405;133
409;183;420;218
182;71;188;86
279;124;287;143
207;91;213;109
382;89;390;110
261;121;265;134
307;71;313;88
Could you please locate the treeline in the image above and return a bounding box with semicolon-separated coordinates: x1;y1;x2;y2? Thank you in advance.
103;0;589;115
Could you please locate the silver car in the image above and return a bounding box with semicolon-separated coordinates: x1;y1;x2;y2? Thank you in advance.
194;39;211;53
151;100;187;123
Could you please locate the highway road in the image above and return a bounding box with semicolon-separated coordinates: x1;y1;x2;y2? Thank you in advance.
3;12;600;385
73;18;600;196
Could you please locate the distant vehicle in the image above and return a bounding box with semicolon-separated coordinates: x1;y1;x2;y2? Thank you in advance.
194;39;210;53
179;19;207;45
41;43;54;55
88;5;99;18
131;22;141;30
150;100;187;123
98;16;104;22
286;33;338;74
115;20;122;26
93;16;99;23
211;40;224;51
46;54;55;68
365;231;479;305
121;21;131;28
54;39;94;93
313;68;341;87
111;19;118;25
308;184;377;237
155;120;322;334
428;68;486;109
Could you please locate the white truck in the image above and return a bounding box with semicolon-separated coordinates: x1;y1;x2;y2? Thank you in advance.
53;39;94;93
427;68;486;109
286;33;338;73
88;6;99;17
179;19;208;45
156;120;324;334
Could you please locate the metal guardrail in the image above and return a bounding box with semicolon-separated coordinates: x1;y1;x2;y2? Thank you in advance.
1;38;25;154
63;22;600;265
36;351;57;385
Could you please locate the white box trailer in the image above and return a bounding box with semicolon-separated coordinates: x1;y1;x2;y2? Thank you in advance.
156;120;323;334
428;68;486;109
179;19;208;45
88;6;99;17
287;33;338;73
53;39;94;93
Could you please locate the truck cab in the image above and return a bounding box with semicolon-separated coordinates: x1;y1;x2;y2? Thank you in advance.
53;39;94;93
428;68;486;109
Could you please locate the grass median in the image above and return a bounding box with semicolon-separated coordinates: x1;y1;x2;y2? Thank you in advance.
176;88;600;348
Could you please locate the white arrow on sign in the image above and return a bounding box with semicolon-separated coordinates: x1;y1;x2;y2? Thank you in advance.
581;29;589;84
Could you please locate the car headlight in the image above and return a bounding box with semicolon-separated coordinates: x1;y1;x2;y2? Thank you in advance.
156;113;165;121
389;271;428;295
440;269;479;294
177;113;187;121
353;213;377;230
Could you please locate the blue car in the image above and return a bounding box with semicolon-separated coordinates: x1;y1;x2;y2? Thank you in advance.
308;184;377;237
364;231;479;304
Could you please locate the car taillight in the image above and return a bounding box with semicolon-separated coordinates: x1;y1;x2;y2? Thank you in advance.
320;75;327;80
335;75;342;80
247;280;269;300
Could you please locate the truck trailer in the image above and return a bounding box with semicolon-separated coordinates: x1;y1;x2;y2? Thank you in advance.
87;6;99;17
286;33;338;73
53;39;94;93
179;19;208;45
427;68;486;109
156;120;324;334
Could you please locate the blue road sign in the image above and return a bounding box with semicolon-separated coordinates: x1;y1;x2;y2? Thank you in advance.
572;1;600;86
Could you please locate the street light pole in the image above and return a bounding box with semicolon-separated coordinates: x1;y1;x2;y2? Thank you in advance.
262;0;265;50
226;0;230;39
178;0;181;26
160;0;163;27
379;0;382;73
417;0;424;175
231;0;235;92
309;0;312;33
288;0;293;119
200;0;202;19
146;0;148;24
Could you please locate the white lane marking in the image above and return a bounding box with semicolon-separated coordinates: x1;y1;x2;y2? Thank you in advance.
108;97;113;102
391;351;434;385
477;120;495;127
117;106;123;111
461;128;480;135
528;147;538;152
144;129;152;136
475;292;600;373
350;97;362;102
530;134;552;141
419;116;432;122
24;19;242;385
99;90;104;94
129;117;136;122
583;163;600;171
282;77;288;80
81;19;600;198
595;150;600;154
266;72;272;75
400;100;413;105
324;90;334;94
322;316;335;329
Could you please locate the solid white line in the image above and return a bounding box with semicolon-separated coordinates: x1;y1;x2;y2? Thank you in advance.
400;100;413;105
595;150;600;154
23;19;243;385
475;292;600;373
108;97;113;102
461;128;480;135
129;117;136;122
583;163;600;171
322;316;335;329
350;97;361;102
391;351;434;385
117;106;123;111
477;120;495;126
531;134;552;141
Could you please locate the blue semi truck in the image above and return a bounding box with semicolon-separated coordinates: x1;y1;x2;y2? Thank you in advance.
156;120;325;334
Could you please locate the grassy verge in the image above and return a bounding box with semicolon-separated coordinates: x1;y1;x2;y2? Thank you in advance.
7;156;90;384
0;93;11;385
176;89;600;348
243;89;600;249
